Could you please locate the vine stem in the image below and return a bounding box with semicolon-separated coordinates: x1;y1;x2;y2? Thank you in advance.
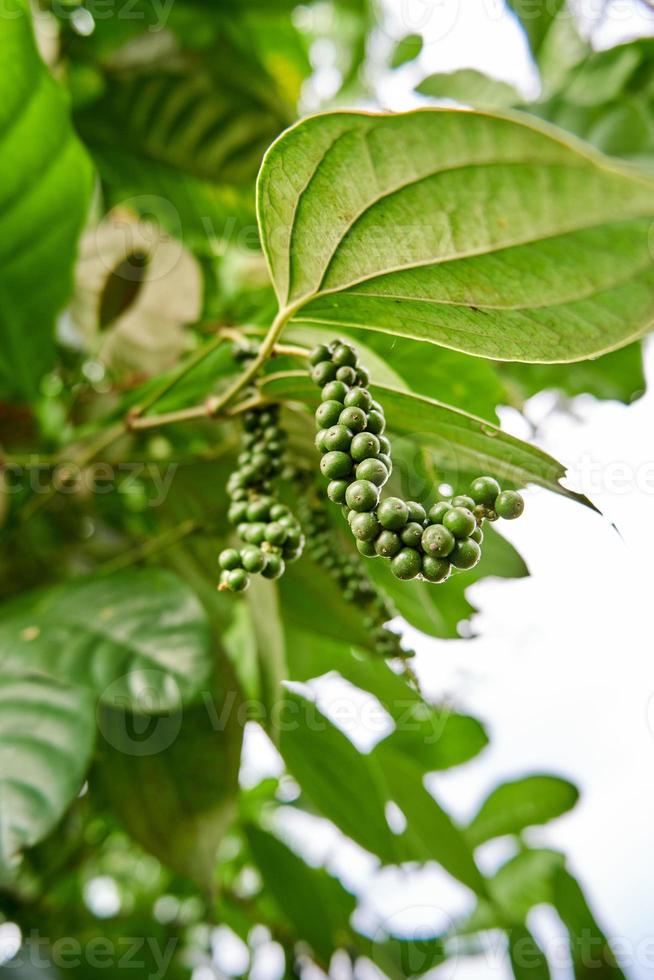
203;305;298;419
16;306;300;522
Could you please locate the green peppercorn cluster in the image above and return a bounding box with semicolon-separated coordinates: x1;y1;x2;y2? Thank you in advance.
218;405;305;592
297;493;411;660
309;340;525;584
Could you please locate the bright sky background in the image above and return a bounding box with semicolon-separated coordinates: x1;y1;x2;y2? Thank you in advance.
240;3;654;979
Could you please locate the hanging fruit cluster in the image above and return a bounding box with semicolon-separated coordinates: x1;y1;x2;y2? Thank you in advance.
218;405;305;592
309;340;524;583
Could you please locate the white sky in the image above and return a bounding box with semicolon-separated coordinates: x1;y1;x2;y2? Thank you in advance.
241;3;654;979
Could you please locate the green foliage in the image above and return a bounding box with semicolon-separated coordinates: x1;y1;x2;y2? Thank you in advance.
258;109;654;363
0;0;93;398
0;2;645;976
0;570;213;710
0;674;94;880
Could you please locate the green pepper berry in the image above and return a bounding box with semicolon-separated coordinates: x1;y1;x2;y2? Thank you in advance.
228;502;248;525
247;498;273;522
344;387;372;411
309;344;331;366
241;546;266;573
422;555;451;583
315;400;344;428
470;476;501;507
443;507;476;539
242;411;260;432
421;524;455;557
327;479;348;504
391;547;422;580
375;530;402;558
227;568;249;592
265;522;288;546
406;501;426;524
366;410;385;435
495;490;524;520
355;457;388;487
261;553;285;580
332;343;357;367
244;522;267;545
356;366;370;386
320;451;352;480
339;406;367;433
345;480;380;512
219;548;242;570
471;525;484;545
315;429;330;452
377;452;393;475
378;434;391;455
311;361;337;386
350;511;381;541
336;366;357;385
451;494;476;511
270;504;289;520
322;380;349;403
401;522;423;548
323;424;353;453
350;432;380;462
450;538;481;569
377;497;409;530
357;538;377;558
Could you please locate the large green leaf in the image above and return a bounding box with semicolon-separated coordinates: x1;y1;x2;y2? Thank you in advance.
285;627;488;770
0;570;212;711
506;0;566;58
246;825;356;964
94;658;242;888
75;29;292;249
0;0;93;398
508;925;552;980
339;327;508;421
416;70;520;107
277;690;396;861
376;749;488;896
258;109;654;363
500;342;646;405
466;775;579;848
366;523;528;640
553;867;627;979
258;371;591;507
0;674;94;880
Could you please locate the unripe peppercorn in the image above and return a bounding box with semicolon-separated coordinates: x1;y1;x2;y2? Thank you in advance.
391;547;422;580
320;451;352;480
339;406;367;433
378;497;409;531
219;548;241;570
470;475;501;506
375;530;402;558
443;507;476;539
355;458;388;487
351;511;381;541
323;424;353;453
345;480;380;512
495;490;524;520
421;524;455;557
350;432;380;462
322;380;349;403
450;538;481;569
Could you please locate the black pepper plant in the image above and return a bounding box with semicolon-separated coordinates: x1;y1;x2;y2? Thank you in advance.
0;1;652;977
